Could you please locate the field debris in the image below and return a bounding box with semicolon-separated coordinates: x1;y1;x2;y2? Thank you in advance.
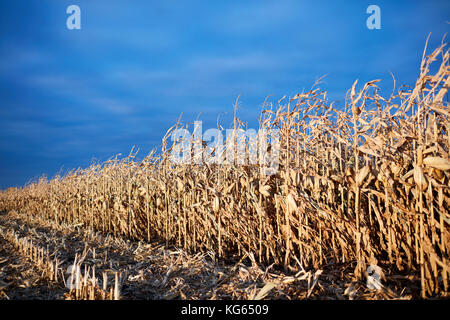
0;211;419;299
366;265;383;291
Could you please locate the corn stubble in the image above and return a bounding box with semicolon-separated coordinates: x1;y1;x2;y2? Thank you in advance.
0;226;119;300
1;42;449;298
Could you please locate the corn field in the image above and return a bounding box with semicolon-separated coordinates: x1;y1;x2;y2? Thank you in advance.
1;42;449;298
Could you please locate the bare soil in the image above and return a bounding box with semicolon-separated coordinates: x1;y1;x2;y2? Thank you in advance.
0;211;425;300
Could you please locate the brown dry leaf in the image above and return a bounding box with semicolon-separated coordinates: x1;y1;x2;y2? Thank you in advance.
423;156;450;171
254;282;277;300
356;165;371;186
259;185;271;197
413;166;427;192
286;193;297;213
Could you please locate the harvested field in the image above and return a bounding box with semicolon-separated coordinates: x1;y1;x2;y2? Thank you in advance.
0;41;449;300
0;211;418;300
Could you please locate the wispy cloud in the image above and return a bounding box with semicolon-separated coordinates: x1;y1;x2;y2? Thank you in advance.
26;74;136;115
0;44;50;72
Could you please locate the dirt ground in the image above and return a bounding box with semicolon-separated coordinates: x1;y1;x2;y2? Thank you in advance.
0;211;427;300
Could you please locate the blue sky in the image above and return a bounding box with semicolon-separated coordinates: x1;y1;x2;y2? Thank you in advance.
0;0;448;188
